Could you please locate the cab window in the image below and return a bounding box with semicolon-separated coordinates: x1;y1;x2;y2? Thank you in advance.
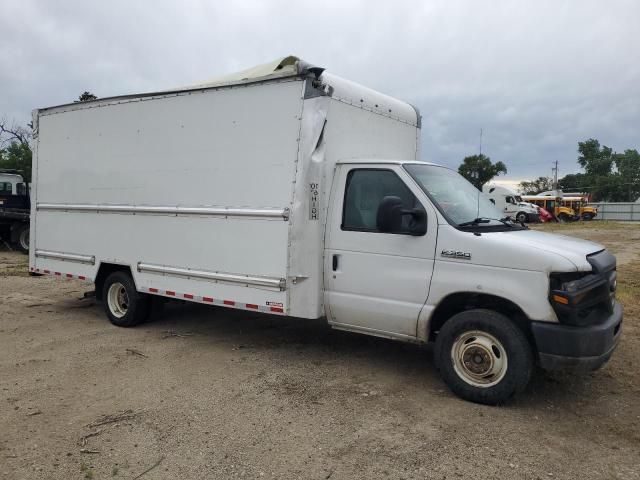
342;169;421;233
0;182;12;194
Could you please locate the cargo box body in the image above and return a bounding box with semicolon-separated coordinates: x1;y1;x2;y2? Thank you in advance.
29;64;420;319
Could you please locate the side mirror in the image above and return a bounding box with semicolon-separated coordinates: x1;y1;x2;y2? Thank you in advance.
408;208;427;236
376;196;427;236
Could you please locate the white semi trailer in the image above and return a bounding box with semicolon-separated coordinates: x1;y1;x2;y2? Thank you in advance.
482;184;540;223
30;56;621;404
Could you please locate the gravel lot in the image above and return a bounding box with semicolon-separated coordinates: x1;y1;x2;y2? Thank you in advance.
1;222;639;479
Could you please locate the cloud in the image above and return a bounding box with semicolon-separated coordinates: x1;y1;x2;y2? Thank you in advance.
1;0;638;179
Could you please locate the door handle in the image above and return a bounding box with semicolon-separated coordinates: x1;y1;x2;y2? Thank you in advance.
332;254;339;271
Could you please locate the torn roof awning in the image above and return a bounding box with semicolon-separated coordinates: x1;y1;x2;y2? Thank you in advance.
173;55;322;91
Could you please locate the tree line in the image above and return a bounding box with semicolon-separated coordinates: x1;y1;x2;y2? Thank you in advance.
520;140;640;202
458;140;640;202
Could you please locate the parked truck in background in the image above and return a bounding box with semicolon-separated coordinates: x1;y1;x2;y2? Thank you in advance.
482;184;540;223
29;56;622;405
0;170;30;252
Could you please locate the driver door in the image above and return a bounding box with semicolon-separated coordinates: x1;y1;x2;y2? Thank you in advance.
324;164;437;339
503;195;517;217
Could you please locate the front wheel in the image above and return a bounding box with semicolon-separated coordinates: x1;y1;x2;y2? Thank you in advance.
102;271;150;327
583;213;593;221
515;212;528;223
434;309;533;405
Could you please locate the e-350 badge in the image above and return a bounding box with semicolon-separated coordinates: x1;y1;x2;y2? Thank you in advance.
441;249;471;260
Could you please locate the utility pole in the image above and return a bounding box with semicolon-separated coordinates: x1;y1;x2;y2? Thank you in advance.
479;128;483;156
551;160;559;190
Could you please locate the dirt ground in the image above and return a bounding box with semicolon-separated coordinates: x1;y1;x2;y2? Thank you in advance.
1;222;639;480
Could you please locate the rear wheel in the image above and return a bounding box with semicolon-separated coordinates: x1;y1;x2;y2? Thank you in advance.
102;271;150;327
435;309;533;405
558;213;570;223
16;224;29;254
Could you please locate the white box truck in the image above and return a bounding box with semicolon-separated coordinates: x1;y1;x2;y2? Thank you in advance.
29;56;622;404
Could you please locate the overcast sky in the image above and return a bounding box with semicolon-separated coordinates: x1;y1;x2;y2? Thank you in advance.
1;0;638;181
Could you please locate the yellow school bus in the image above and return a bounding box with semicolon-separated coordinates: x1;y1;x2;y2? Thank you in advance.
561;196;598;220
522;196;577;222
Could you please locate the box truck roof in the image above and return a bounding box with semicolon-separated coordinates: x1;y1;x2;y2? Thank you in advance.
35;56;419;128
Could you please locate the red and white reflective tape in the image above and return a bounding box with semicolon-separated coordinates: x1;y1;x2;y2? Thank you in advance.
146;287;285;314
30;267;91;282
29;266;285;315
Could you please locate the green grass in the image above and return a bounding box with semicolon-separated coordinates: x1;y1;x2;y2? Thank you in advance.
617;261;640;304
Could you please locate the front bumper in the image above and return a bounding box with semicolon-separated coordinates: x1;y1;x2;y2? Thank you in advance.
531;301;622;371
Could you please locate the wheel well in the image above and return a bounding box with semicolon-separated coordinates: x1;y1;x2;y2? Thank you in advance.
428;292;532;342
9;221;28;242
95;263;133;301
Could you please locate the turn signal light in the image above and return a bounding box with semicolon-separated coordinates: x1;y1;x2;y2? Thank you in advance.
552;294;569;305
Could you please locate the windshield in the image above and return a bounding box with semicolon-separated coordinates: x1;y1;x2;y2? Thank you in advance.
404;163;509;227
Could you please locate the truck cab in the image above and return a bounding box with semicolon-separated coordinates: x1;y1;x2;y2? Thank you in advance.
0;172;28;201
482;184;540;223
326;160;621;404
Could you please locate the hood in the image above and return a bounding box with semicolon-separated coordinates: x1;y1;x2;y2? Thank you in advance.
437;226;605;273
516;202;538;212
498;230;604;270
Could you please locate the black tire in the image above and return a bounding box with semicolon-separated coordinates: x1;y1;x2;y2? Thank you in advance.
16;224;29;254
515;212;528;223
434;309;533;405
558;213;570;223
583;213;593;221
101;271;150;327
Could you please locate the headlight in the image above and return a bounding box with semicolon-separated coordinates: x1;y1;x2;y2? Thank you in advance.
549;271;612;326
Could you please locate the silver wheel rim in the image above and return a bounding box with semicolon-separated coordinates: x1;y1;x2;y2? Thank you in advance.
107;282;129;318
19;229;29;250
451;330;508;388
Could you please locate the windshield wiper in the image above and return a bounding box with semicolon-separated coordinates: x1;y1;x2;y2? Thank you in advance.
458;216;517;228
458;217;491;227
